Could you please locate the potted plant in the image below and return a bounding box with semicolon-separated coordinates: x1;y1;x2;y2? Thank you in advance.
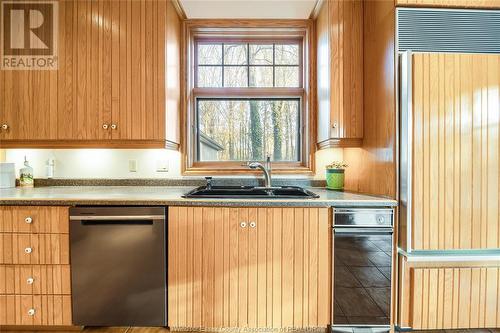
325;161;348;190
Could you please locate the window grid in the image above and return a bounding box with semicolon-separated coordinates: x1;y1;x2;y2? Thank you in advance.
196;42;300;88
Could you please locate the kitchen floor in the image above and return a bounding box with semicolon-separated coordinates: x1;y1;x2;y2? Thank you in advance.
1;328;500;333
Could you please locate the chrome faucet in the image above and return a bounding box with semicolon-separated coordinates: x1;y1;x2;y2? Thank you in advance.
247;154;272;188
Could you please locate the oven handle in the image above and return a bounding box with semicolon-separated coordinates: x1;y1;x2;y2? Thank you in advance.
334;227;393;235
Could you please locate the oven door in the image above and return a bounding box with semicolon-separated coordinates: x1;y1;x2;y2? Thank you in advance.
333;227;393;330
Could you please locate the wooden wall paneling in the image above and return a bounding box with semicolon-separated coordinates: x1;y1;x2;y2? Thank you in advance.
398;259;500;329
344;0;397;198
168;206;331;329
0;265;71;295
395;0;500;8
0;295;72;326
411;53;500;251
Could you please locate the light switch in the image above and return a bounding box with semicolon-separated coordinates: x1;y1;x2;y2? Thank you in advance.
128;160;137;172
156;159;168;172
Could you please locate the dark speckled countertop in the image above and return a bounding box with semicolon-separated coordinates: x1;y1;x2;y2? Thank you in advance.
0;186;397;207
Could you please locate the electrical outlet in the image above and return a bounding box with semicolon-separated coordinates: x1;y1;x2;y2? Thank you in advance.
156;159;169;172
128;160;137;172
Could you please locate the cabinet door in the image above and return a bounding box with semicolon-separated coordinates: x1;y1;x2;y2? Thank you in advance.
398;257;500;329
316;0;363;148
408;53;500;251
0;71;58;141
168;206;331;329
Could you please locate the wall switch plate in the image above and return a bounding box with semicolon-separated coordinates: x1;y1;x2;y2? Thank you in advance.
156;159;169;172
128;160;137;172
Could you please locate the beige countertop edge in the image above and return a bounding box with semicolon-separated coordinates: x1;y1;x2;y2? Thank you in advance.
0;186;398;208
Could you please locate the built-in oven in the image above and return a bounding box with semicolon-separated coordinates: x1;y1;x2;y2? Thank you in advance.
332;208;394;333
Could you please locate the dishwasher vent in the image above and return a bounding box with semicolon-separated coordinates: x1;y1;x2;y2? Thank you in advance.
397;8;500;54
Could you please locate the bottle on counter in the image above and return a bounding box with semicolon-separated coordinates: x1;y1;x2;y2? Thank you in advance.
19;156;34;187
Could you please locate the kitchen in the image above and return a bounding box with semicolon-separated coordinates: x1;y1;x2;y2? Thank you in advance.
0;0;499;332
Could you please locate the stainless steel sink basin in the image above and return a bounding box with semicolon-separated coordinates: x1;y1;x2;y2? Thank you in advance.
183;185;319;199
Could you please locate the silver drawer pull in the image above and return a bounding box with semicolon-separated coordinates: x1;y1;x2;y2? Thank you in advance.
24;247;32;254
27;308;35;316
249;222;256;228
27;277;34;285
25;217;33;224
240;222;247;228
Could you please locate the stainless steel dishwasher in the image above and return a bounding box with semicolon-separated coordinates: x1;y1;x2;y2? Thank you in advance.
332;208;394;333
70;207;167;327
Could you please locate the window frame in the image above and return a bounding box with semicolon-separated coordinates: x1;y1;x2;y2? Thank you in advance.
181;20;315;175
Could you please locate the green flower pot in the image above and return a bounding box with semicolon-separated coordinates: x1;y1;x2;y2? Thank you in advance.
326;168;345;190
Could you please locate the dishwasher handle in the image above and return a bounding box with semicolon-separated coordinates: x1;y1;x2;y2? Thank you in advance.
334;227;393;235
70;215;164;221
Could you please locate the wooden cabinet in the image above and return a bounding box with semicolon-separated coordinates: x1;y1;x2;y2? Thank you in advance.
398;256;500;329
0;206;72;326
316;0;363;149
396;0;500;8
408;53;500;251
0;0;181;148
168;206;331;329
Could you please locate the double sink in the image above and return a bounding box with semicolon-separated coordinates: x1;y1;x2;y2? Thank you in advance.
184;157;319;199
183;185;319;199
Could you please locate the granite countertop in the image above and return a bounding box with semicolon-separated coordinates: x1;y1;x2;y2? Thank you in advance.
0;186;397;207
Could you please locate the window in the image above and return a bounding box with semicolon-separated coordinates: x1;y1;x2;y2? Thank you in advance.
184;21;313;173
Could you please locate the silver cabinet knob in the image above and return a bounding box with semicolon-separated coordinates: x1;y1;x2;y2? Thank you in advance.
25;217;33;224
24;247;32;254
27;277;34;285
110;124;117;130
240;222;247;228
249;222;256;228
1;124;8;130
377;216;385;224
332;122;338;129
27;308;35;316
102;124;109;130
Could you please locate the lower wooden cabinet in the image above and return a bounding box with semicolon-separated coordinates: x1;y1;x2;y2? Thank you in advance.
168;206;331;329
0;206;73;327
0;295;72;325
398;256;500;329
0;233;69;265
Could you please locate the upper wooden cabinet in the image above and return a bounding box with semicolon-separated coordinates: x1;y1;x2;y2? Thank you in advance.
316;0;363;149
0;0;181;148
168;206;331;329
396;0;500;8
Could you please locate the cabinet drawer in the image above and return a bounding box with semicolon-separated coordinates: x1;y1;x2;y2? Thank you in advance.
0;234;69;264
0;265;71;295
0;295;72;325
0;206;69;234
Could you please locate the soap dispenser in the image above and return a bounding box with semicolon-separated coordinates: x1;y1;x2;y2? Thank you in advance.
19;156;34;187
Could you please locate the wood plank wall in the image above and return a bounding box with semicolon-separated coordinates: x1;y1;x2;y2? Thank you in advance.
344;0;397;198
168;206;331;329
396;0;500;8
411;53;500;250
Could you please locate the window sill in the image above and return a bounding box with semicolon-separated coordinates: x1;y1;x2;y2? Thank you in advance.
182;165;315;176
